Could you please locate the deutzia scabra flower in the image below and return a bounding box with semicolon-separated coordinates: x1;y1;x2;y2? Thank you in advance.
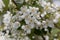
3;11;12;26
12;21;20;29
53;12;60;23
1;0;60;40
44;35;49;40
29;6;39;13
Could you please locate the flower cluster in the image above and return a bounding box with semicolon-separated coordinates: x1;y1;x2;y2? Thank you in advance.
0;0;60;40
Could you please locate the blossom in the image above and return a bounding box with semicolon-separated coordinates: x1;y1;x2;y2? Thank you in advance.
53;12;60;23
21;25;31;34
41;11;47;17
3;11;12;26
46;20;54;28
44;35;49;40
29;6;39;13
1;0;60;40
12;21;20;29
0;36;5;40
20;36;30;40
20;6;28;13
54;38;59;40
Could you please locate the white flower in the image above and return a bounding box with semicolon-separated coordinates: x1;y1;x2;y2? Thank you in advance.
20;6;30;16
20;6;28;13
25;15;35;28
25;15;34;24
53;12;60;23
47;20;54;28
34;18;41;26
54;38;59;40
35;12;41;19
41;11;47;17
12;21;20;29
41;13;45;17
42;20;54;28
0;32;4;36
39;0;47;7
0;36;5;40
32;12;41;20
44;35;49;40
12;15;18;22
29;6;39;13
0;35;16;40
21;25;31;34
42;21;47;28
0;0;5;11
55;12;60;19
53;19;58;23
25;0;29;2
36;21;41;26
3;11;12;26
24;36;30;40
2;1;60;40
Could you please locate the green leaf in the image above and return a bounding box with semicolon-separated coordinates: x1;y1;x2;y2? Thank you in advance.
3;0;9;7
27;29;35;40
3;0;9;11
34;28;47;36
51;28;60;36
47;27;52;33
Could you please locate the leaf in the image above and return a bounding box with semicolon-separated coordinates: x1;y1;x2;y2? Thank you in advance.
34;28;47;36
55;18;60;29
27;29;35;40
51;28;60;36
47;27;52;33
3;0;9;7
3;0;9;11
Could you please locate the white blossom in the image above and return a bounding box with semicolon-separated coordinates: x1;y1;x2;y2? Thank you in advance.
44;35;49;40
3;11;12;26
12;21;20;29
21;25;31;34
29;6;39;13
2;0;60;40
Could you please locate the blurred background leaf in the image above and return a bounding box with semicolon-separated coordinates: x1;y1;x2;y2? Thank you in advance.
3;0;9;11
